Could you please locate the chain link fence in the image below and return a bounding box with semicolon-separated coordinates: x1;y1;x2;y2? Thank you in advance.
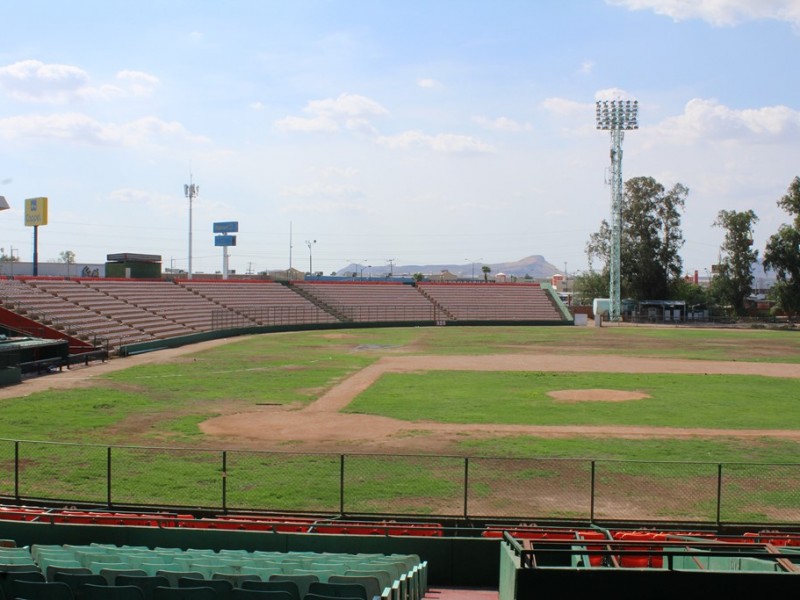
2;439;799;525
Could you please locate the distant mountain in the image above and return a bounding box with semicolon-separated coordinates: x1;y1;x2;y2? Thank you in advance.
335;255;561;280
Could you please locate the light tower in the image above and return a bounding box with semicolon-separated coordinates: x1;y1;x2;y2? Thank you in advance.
596;99;638;322
184;177;199;279
305;239;316;274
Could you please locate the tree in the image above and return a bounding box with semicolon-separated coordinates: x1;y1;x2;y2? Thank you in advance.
412;272;424;282
59;250;76;277
481;265;491;282
572;271;608;305
763;176;800;318
586;176;687;300
710;209;759;315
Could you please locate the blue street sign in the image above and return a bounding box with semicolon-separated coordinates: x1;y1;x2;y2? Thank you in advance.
213;221;239;233
214;235;236;247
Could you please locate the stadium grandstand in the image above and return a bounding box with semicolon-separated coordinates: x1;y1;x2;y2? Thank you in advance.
0;277;571;357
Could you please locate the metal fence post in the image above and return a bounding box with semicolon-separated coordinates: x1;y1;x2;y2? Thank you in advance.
107;446;112;508
14;441;19;501
222;451;228;514
339;454;345;515
716;463;723;527
590;460;596;523
463;457;470;518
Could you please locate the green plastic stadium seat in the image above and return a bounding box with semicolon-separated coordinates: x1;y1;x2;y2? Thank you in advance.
153;585;218;600
7;579;73;600
81;583;147;600
241;579;300;600
116;575;170;600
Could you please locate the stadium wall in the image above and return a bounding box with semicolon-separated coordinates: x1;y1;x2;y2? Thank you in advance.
0;520;499;587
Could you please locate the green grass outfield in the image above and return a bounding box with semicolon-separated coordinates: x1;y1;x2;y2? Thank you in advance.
344;371;800;429
1;325;799;464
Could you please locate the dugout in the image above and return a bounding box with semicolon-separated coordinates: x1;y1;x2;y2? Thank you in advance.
636;300;686;323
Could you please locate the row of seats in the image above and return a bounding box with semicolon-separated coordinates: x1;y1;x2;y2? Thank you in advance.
1;543;426;600
0;277;568;354
486;525;797;571
0;508;444;538
291;283;435;323
0;569;398;600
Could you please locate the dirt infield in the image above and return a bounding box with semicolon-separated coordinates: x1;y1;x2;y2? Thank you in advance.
6;337;800;453
200;352;800;453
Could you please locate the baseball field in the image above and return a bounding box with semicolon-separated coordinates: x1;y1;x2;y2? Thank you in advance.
1;324;799;520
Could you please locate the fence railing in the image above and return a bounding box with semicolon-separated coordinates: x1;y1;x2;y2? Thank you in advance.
1;438;797;525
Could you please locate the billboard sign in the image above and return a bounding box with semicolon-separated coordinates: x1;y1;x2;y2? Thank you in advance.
213;221;239;233
25;197;48;226
215;235;237;247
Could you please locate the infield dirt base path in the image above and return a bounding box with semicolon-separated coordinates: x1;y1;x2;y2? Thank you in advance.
200;352;800;452
3;336;799;452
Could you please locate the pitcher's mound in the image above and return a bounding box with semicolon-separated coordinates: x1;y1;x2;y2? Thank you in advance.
548;389;649;402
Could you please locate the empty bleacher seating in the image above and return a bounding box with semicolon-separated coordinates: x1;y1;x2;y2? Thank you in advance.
180;280;338;326
418;282;563;321
293;282;436;322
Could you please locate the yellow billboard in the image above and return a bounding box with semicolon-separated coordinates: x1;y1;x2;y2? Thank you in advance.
25;197;48;226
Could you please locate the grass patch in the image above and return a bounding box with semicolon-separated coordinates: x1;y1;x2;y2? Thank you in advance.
458;436;800;463
346;371;800;429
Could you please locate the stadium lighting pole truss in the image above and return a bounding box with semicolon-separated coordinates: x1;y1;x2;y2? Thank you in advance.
184;178;199;280
596;99;638;322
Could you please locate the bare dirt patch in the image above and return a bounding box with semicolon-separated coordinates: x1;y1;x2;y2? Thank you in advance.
547;389;650;402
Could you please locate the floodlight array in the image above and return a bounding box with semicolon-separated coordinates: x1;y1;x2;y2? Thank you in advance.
595;100;639;130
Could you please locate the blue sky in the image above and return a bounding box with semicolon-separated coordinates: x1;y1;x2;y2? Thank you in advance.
1;0;799;277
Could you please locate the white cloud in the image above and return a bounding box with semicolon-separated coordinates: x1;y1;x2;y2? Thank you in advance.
377;130;494;153
274;115;339;132
541;97;592;117
578;60;595;75
280;200;373;215
317;166;359;178
115;70;159;97
0;113;208;147
0;60;160;103
276;93;388;133
417;78;443;89
307;93;388;118
0;60;89;102
607;0;800;27
281;182;364;199
109;188;184;217
472;115;532;132
653;98;800;143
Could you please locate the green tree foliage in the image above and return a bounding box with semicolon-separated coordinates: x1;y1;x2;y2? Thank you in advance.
572;271;608;305
710;209;759;315
481;265;491;282
586;176;688;301
763;176;800;317
670;278;708;308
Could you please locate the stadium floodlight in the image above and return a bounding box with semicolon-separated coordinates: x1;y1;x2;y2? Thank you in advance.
305;239;316;275
184;178;199;280
595;99;638;322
